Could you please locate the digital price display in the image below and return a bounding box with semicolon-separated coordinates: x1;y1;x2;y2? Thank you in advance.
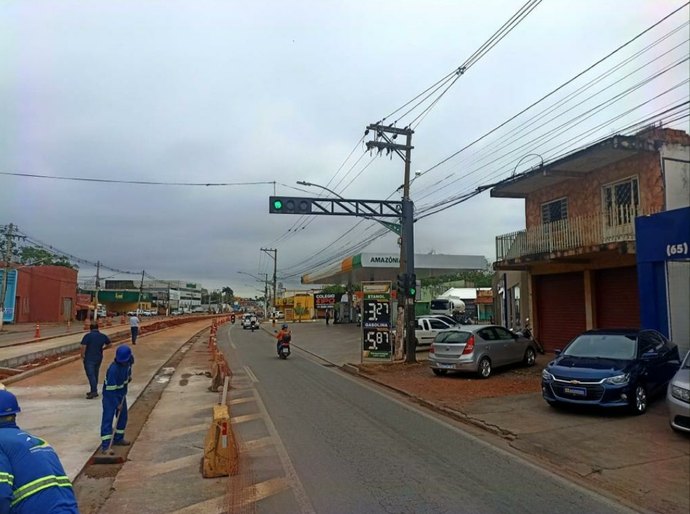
361;283;392;360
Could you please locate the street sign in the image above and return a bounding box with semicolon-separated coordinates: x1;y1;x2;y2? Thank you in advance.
361;282;392;361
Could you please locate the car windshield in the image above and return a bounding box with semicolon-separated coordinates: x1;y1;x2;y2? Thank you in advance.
434;331;471;345
430;300;450;310
682;353;690;369
563;334;637;360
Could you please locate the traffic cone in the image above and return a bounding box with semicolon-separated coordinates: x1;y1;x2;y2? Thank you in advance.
66;320;71;332
34;323;40;339
121;315;126;325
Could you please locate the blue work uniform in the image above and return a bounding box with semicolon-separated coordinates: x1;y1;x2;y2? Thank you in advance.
0;418;79;514
100;357;133;450
80;329;111;395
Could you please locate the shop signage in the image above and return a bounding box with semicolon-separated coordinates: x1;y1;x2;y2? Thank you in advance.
0;269;18;323
314;293;336;309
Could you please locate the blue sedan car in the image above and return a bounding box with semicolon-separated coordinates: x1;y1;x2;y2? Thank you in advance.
542;329;681;415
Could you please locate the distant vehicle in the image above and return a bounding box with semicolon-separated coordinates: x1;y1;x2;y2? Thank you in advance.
429;297;466;321
414;316;455;346
191;306;205;313
273;311;285;319
429;324;537;378
667;350;690;432
242;313;257;330
426;314;461;327
542;329;681;415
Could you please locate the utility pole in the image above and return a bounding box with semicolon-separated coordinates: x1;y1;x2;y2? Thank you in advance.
366;123;416;363
260;248;277;314
94;261;101;323
0;223;17;332
137;270;145;314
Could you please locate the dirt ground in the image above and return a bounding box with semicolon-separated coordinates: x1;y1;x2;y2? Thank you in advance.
358;356;546;411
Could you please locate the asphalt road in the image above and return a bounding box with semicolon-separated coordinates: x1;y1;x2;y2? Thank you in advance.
223;325;634;514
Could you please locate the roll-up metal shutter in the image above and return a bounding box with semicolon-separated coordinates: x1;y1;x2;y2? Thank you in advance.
595;267;641;329
535;272;586;352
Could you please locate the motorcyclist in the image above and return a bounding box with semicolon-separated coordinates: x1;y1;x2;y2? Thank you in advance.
275;323;291;354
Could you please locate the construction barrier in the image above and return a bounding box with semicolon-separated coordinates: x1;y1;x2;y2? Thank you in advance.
202;378;238;477
34;324;40;339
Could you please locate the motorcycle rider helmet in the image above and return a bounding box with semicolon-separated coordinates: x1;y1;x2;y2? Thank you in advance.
0;389;21;416
116;344;133;363
282;323;288;329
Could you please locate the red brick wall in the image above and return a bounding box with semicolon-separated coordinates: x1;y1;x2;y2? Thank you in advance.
15;266;78;323
525;152;664;228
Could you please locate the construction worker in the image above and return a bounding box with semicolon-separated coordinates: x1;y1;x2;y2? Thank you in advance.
80;322;112;399
100;345;134;454
0;389;79;513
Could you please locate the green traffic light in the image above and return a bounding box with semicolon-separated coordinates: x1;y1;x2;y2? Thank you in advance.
273;199;283;210
409;288;416;297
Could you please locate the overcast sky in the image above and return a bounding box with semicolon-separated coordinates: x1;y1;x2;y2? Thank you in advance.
1;0;688;297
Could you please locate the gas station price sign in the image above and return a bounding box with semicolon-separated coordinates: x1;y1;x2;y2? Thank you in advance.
361;282;392;361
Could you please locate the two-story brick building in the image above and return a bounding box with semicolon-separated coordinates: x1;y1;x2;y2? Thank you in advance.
491;127;690;352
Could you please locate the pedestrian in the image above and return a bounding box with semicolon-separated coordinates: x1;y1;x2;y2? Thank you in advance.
0;389;79;513
325;309;330;326
100;345;134;454
129;312;140;345
334;309;339;324
80;322;112;399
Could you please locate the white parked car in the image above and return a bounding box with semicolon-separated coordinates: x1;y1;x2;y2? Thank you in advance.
667;351;690;433
414;316;455;346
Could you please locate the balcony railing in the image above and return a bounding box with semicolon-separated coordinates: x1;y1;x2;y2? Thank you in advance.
496;205;651;262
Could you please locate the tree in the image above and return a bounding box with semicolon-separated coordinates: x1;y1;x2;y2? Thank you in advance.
222;286;234;303
1;226;76;268
420;270;493;288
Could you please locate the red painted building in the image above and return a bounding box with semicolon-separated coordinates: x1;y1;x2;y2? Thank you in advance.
13;265;78;323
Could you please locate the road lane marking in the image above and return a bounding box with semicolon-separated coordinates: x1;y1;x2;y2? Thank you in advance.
168;495;226;514
239;436;274;452
243;365;258;383
230;341;237;349
229;396;255;406
138;454;201;478
231;413;262;424
239;477;291;506
251;389;316;514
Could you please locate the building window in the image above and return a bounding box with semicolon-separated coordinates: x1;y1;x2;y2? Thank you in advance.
603;177;640;227
541;198;568;224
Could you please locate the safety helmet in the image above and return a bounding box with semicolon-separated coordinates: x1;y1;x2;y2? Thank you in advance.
0;390;21;416
282;323;288;329
116;345;133;363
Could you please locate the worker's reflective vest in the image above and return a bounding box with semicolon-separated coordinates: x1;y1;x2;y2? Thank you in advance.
0;420;78;514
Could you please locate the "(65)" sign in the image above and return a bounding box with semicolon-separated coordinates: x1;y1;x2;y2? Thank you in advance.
666;242;689;257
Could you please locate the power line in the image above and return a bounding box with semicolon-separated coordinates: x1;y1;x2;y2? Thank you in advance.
417;2;690;179
0;172;276;187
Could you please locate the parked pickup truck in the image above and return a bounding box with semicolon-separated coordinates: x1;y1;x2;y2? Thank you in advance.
415;316;455;346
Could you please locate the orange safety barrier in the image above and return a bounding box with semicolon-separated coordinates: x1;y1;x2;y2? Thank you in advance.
34;323;40;339
121;315;126;325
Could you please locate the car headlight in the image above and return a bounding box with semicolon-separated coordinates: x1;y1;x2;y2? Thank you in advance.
605;373;630;385
671;385;690;403
541;369;554;381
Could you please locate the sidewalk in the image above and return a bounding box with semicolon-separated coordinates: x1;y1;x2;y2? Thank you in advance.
271;321;690;514
5;319;215;481
0;315;220;370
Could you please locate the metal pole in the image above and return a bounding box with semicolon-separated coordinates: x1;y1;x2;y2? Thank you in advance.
94;261;100;323
0;223;14;332
138;270;145;313
402;130;417;364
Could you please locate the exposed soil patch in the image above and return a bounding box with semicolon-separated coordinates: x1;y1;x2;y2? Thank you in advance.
359;356;546;411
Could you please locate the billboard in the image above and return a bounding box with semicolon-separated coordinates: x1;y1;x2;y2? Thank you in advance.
314;293;336;309
0;269;18;323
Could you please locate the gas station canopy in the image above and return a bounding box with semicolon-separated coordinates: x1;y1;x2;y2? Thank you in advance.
301;252;489;285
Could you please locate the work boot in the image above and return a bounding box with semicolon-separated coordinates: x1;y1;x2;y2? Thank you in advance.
113;439;131;446
86;392;98;399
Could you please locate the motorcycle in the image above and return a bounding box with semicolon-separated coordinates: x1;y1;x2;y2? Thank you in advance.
278;340;291;359
250;320;256;332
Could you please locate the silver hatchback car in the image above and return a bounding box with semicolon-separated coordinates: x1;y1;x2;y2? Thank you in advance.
667;351;690;433
429;324;538;378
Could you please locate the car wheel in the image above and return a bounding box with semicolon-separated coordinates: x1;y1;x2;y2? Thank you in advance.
478;357;492;379
629;383;648;415
523;347;536;366
432;369;447;376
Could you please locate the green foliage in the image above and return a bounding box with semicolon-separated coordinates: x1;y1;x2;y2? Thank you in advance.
1;225;77;269
221;286;234;303
420;270;493;288
293;304;308;322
